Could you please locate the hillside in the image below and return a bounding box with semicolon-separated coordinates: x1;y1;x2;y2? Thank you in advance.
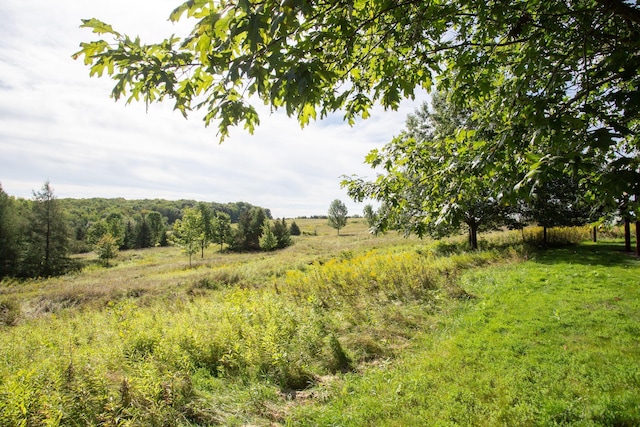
58;197;272;225
0;221;638;426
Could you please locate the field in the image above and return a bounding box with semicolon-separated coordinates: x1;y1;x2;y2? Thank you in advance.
0;219;638;426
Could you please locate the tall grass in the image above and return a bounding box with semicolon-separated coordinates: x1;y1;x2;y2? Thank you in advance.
522;224;625;245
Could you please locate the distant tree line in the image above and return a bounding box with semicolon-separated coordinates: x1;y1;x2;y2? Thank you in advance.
61;198;270;224
0;183;275;278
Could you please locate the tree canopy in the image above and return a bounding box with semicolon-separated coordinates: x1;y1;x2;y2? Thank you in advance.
75;0;640;211
344;92;515;249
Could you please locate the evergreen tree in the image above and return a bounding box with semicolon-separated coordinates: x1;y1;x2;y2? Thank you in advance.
0;185;23;278
248;208;267;249
135;215;152;248
146;211;165;246
22;181;71;277
289;221;301;236
273;218;292;249
229;207;267;251
229;211;251;251
158;229;169;247
123;220;137;250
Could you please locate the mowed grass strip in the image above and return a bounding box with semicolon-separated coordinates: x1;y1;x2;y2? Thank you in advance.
289;242;640;426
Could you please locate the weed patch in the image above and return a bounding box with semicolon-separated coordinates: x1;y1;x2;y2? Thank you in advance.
0;298;20;326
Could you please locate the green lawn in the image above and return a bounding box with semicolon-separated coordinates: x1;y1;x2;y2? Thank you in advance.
289;242;640;426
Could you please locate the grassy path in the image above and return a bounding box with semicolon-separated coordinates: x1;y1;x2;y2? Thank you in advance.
289;243;640;426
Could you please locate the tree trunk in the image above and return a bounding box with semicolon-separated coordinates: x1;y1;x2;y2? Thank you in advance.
636;220;640;257
543;226;548;247
625;218;631;252
44;198;52;275
468;223;478;251
595;0;640;25
593;226;597;243
636;194;639;257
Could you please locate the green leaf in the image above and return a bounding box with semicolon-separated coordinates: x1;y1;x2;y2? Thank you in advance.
364;149;380;166
237;0;251;13
169;1;191;22
79;18;120;36
299;104;317;127
170;0;210;22
72;41;109;65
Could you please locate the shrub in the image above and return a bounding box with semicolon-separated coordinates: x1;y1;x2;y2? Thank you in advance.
0;298;20;326
289;221;301;236
193;269;244;290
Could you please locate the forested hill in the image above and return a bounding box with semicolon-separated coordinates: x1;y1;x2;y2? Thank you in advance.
58;198;271;225
1;182;278;278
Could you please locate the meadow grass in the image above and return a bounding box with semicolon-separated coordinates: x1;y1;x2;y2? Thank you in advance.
0;218;419;320
0;221;636;426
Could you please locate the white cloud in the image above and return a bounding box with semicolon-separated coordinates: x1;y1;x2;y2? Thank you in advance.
0;0;427;218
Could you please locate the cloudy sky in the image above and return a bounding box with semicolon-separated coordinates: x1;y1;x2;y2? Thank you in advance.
0;1;426;218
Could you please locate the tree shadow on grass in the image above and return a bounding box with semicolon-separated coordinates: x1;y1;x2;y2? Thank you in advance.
532;242;639;267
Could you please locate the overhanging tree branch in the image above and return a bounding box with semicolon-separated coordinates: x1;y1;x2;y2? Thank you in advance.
596;0;640;25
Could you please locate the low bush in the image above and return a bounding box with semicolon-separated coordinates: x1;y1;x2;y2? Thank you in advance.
0;298;20;326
